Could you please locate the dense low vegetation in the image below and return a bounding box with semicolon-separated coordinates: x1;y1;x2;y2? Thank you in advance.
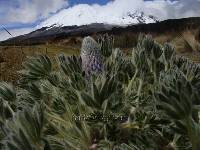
0;34;200;149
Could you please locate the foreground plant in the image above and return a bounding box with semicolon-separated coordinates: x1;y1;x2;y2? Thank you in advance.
0;34;199;150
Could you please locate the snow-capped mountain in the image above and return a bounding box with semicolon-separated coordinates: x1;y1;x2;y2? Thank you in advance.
38;4;158;28
121;11;158;25
1;17;199;46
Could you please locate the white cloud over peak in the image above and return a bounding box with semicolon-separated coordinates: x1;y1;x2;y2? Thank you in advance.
1;0;200;25
38;0;153;27
1;0;69;24
39;0;200;27
146;0;200;19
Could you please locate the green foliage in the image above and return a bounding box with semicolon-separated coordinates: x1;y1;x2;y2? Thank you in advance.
155;72;200;149
0;34;199;150
98;34;114;58
58;54;82;77
19;55;52;84
0;82;16;102
3;105;45;150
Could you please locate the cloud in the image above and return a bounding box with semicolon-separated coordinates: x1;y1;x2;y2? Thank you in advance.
39;0;200;27
173;0;200;18
108;0;200;20
145;0;200;19
1;0;200;25
38;0;149;27
1;0;68;24
0;27;34;41
0;0;68;40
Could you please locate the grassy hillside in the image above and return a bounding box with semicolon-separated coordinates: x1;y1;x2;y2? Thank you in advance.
0;27;200;83
0;45;79;82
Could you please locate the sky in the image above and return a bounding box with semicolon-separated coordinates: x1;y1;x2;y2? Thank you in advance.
0;0;200;41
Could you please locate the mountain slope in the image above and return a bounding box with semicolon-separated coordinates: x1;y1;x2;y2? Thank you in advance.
0;17;200;46
38;4;158;28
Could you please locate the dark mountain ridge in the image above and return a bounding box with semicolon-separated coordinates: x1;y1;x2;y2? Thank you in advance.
0;17;200;46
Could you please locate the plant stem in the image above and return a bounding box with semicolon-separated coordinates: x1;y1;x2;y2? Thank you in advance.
137;79;143;97
153;72;157;83
153;62;157;83
5;101;15;117
136;79;143;107
125;70;138;95
165;62;169;72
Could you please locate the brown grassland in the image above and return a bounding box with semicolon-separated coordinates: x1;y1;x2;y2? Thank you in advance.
0;29;200;83
0;45;79;83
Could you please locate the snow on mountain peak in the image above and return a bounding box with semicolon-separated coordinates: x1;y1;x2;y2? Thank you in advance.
38;4;158;28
